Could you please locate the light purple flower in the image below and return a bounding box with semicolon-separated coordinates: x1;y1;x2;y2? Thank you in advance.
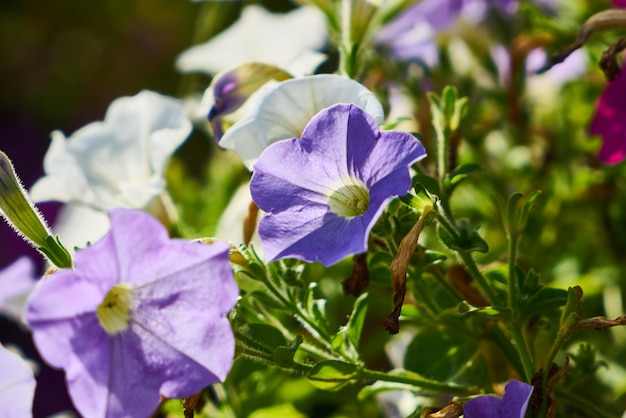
376;0;517;65
463;380;534;418
250;103;426;266
0;256;38;322
589;62;626;164
25;208;239;418
0;343;36;418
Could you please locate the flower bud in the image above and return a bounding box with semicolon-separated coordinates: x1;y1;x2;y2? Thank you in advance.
208;63;292;131
0;150;72;268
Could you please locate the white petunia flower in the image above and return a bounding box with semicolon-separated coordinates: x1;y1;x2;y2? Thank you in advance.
218;74;385;169
175;5;327;77
30;91;192;212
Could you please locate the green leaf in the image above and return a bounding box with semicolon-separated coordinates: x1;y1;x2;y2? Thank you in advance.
249;404;307;418
446;163;481;192
522;287;568;319
414;173;441;197
248;290;286;310
331;293;369;362
245;323;286;351
442;85;458;123
450;96;468;131
273;335;303;368
357;380;419;400
346;293;369;351
307;360;358;391
436;222;488;253
404;326;479;382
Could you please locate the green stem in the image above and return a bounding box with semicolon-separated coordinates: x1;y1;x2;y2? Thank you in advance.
339;0;356;78
509;326;534;382
488;324;527;379
360;368;473;395
457;252;499;305
507;233;535;382
434;203;499;305
536;329;568;417
555;387;619;418
437;126;449;193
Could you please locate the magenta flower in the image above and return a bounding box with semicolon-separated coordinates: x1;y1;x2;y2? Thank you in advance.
250;103;426;266
0;257;38;322
463;380;534;418
0;343;36;418
589;62;626;164
25;209;239;418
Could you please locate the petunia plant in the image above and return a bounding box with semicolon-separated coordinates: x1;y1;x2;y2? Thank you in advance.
2;0;626;417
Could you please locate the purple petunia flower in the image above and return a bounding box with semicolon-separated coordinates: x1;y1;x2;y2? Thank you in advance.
463;380;534;418
25;208;239;418
376;0;518;65
589;62;626;164
250;103;426;267
0;343;36;418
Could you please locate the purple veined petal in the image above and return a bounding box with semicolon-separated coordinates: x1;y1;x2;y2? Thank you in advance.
463;380;534;418
251;167;332;214
25;208;239;418
251;103;427;266
463;394;502;418
500;380;534;418
0;343;36;418
259;209;371;266
25;271;104;326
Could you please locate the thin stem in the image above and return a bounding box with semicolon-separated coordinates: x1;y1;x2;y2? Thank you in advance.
507;232;535;382
360;368;473;395
457;251;499;306
436;126;449;193
434;202;499;305
339;0;355;78
555;387;619;418
509;326;534;382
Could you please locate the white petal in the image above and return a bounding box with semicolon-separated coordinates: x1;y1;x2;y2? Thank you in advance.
175;5;327;75
53;204;111;251
0;257;37;323
30;91;191;211
219;74;384;169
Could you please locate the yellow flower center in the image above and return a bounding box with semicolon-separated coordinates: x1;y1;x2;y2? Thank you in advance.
96;283;133;335
327;178;370;218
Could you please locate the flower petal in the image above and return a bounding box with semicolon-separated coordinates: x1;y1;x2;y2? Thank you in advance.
251;103;426;266
589;63;626;164
31;91;191;211
0;344;36;418
175;5;326;75
500;380;534;418
0;257;38;321
220;75;384;169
